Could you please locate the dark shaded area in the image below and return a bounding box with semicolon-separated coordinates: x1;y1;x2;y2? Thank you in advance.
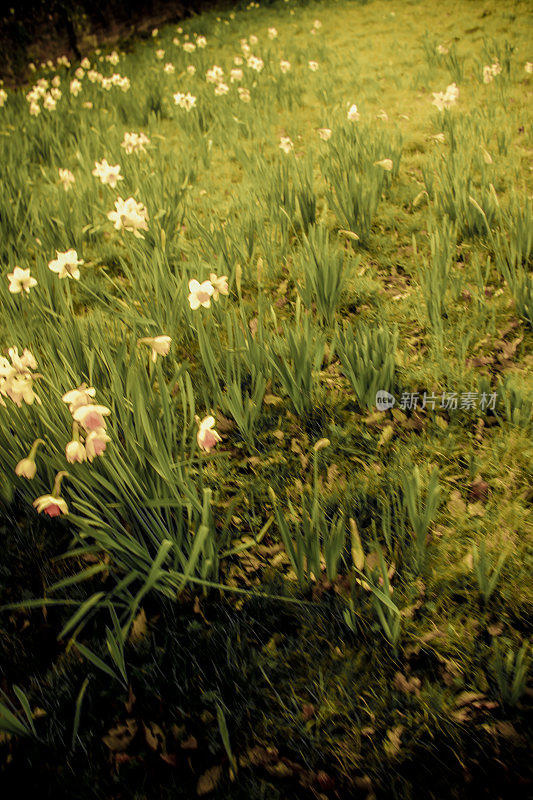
0;0;236;85
1;498;531;800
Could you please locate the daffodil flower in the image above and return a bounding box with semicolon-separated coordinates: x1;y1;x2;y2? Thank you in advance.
85;428;111;461
92;159;123;188
33;471;69;517
107;197;149;238
15;439;45;479
73;404;111;431
48;249;84;280
209;274;229;301
196;415;222;453
139;335;172;361
62;384;97;414
188;279;214;310
7;267;37;294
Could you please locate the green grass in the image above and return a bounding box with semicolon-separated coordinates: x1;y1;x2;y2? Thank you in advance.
0;0;532;797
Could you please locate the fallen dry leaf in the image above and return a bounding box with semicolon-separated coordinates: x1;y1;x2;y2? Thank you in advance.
393;672;421;695
384;725;404;757
129;608;147;643
102;719;137;752
197;765;222;796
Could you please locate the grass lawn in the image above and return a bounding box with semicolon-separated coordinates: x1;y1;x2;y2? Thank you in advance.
0;0;532;797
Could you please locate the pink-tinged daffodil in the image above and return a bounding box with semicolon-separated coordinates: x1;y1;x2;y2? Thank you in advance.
73;403;111;431
33;471;69;517
195;415;222;453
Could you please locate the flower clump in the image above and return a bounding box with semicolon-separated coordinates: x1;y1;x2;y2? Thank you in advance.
0;348;41;407
121;131;150;154
107;197;149;238
431;82;459;111
483;62;502;84
62;384;111;463
188;273;228;310
174;91;197;110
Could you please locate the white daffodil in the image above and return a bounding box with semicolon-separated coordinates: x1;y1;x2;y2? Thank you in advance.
214;82;229;96
0;89;8;107
155;49;165;60
188;279;214;310
174;92;196;110
43;93;57;111
70;78;82;96
483;65;493;84
432;82;459;110
62;384;97;414
247;55;264;72
66;439;87;463
318;128;332;141
268;27;278;40
121;131;150;154
139;335;172;362
230;68;243;83
164;63;175;74
206;65;224;83
8;347;37;372
1;347;40;408
238;87;251;102
15;439;44;479
92;158;123;188
279;136;293;154
15;457;37;479
308;61;319;71
7;267;37;294
279;60;291;74
59;168;75;190
347;103;360;121
374;158;393;170
48;249;84;280
107;197;149;238
209;273;229;301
